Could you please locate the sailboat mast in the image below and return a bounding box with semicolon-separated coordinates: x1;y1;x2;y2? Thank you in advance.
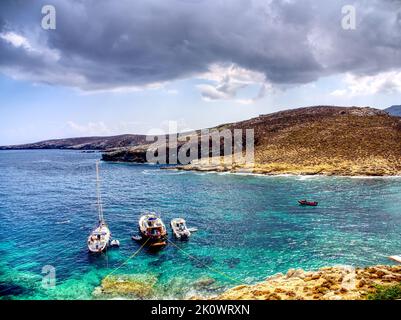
96;161;104;223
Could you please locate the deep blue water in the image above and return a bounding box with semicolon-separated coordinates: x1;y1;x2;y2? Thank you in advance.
0;150;401;300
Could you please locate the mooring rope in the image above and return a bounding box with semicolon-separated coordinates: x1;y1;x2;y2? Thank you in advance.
103;237;246;287
104;237;150;280
167;239;246;285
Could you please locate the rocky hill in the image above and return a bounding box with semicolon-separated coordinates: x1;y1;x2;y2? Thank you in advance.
386;105;401;117
103;106;401;176
0;134;147;150
3;106;401;176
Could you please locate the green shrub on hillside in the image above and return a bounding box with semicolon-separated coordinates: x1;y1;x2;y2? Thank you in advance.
368;283;401;300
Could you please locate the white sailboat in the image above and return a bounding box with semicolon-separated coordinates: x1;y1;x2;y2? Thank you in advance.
87;161;111;253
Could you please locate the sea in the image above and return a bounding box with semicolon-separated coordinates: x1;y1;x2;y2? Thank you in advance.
0;150;400;299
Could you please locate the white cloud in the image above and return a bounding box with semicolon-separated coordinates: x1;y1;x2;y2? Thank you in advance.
0;32;32;50
67;121;112;136
331;71;401;97
166;89;178;95
77;82;166;95
0;31;60;61
196;63;271;103
0;31;61;76
196;83;233;101
66;120;147;136
2;0;401;93
330;89;347;97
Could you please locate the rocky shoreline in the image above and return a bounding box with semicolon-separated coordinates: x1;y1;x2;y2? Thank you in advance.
92;265;401;300
102;106;401;176
3;106;401;177
169;157;401;177
170;168;401;177
212;265;401;300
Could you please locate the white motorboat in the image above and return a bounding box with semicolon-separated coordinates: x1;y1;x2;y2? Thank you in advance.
170;218;191;240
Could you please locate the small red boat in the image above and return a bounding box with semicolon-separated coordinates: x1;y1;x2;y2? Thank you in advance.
298;200;318;206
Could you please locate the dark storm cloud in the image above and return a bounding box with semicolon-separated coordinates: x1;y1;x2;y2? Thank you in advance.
0;0;401;90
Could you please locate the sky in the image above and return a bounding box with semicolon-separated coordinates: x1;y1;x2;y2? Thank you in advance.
1;0;401;145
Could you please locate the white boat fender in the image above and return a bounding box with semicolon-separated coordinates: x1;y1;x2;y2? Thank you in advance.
110;239;120;247
132;235;142;241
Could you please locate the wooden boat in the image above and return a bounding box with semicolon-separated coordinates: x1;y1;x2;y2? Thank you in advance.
298;200;318;206
171;218;191;240
87;161;111;253
138;213;167;247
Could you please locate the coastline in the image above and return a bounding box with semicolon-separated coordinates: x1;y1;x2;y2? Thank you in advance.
167;161;401;178
166;167;401;179
1;148;400;178
93;264;401;300
210;265;401;300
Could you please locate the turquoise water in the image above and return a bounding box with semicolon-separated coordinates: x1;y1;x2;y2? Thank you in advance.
1;150;401;300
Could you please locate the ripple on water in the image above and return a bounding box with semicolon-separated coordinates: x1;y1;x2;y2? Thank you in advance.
1;150;401;299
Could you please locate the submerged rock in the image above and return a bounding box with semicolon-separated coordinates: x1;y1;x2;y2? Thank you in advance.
224;258;241;269
0;282;32;298
192;277;216;289
96;274;158;299
189;256;215;269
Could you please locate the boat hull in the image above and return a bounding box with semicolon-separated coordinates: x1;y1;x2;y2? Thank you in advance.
138;227;167;247
138;214;167;247
87;222;111;253
298;200;318;206
170;219;191;240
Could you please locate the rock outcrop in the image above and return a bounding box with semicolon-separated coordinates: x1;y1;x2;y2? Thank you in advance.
4;105;401;176
174;106;401;176
213;265;401;300
94;274;158;299
92;265;401;300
